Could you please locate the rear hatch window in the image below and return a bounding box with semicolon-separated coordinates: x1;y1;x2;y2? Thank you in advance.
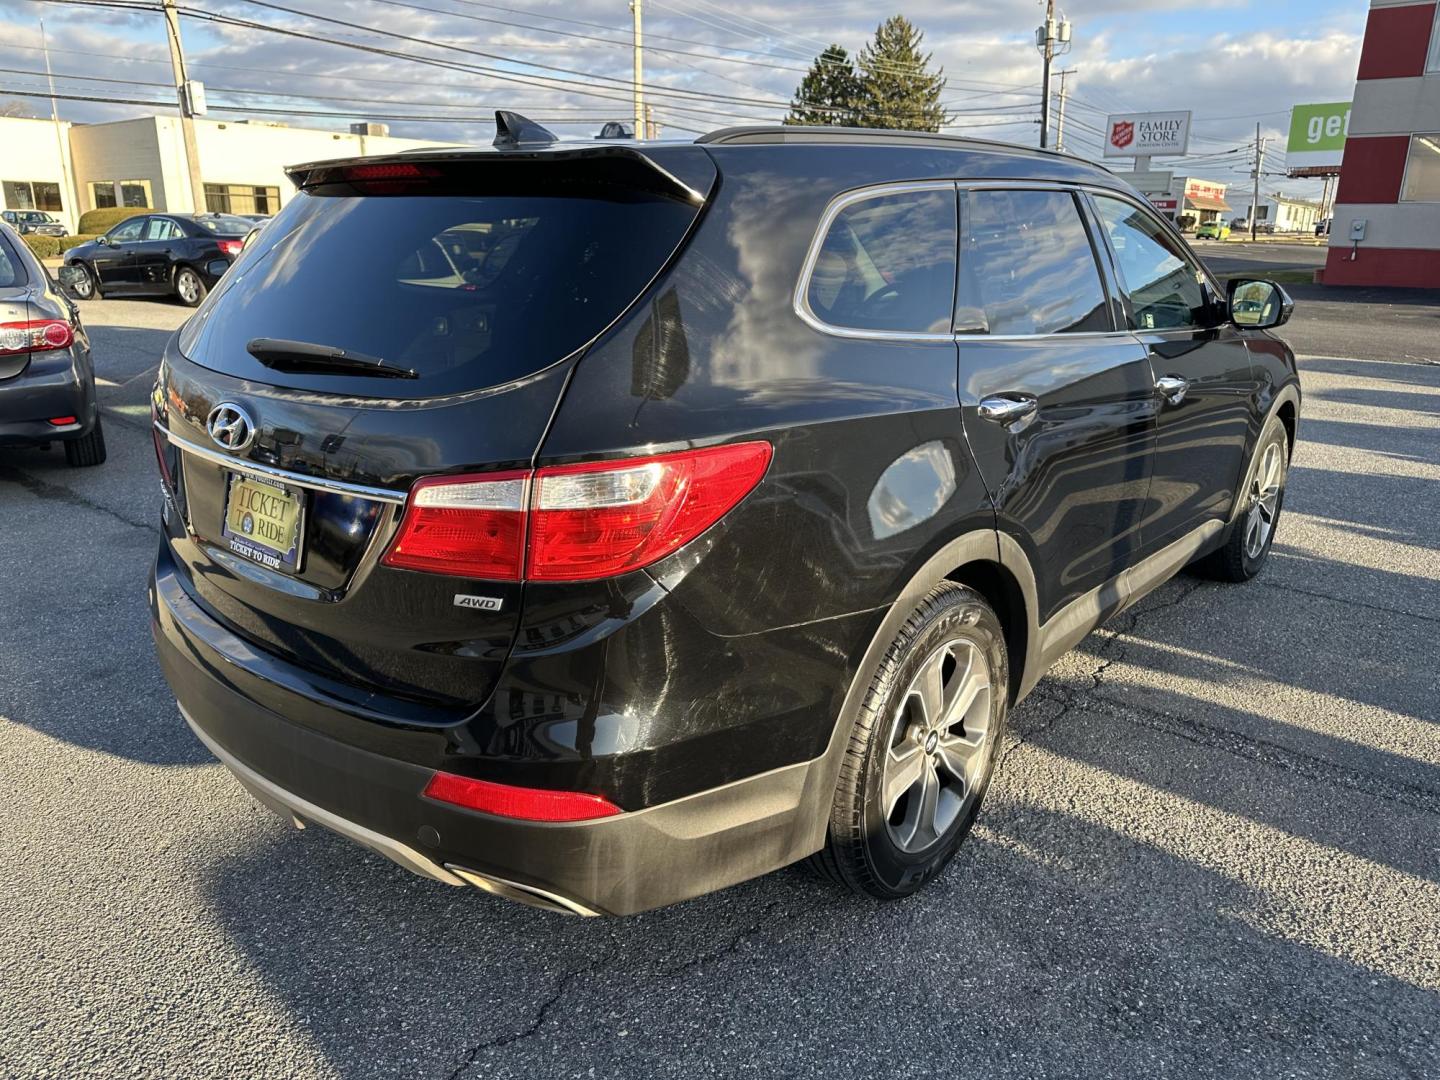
178;163;705;397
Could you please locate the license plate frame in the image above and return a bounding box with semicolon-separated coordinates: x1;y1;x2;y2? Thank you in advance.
221;471;306;573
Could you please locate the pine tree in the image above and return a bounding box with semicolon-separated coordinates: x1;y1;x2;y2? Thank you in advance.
854;16;948;132
784;45;861;126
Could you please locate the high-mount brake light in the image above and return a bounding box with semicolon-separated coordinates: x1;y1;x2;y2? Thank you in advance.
381;442;772;582
422;771;623;822
0;319;73;356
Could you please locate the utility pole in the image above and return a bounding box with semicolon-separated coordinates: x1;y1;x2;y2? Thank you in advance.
162;0;205;213
1054;68;1076;152
40;20;73;228
1034;4;1072;149
1249;122;1264;242
631;0;644;139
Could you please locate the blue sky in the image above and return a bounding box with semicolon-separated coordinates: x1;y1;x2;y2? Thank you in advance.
0;0;1368;200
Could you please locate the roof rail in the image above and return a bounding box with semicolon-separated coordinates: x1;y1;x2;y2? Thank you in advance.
695;124;1078;161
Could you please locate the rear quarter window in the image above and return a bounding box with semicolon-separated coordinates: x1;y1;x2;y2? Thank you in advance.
802;186;957;335
178;187;700;396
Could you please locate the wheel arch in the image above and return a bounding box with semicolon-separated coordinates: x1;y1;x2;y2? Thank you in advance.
789;526;1042;856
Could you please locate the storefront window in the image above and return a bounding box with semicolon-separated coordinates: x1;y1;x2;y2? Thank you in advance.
89;180;152;210
120;180;152;208
2;180;63;212
1400;134;1440;202
204;183;281;215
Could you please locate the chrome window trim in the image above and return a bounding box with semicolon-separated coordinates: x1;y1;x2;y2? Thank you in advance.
792;179;960;343
157;422;408;505
795;178;1157;345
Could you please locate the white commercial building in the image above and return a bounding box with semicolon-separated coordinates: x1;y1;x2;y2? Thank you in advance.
0;113;436;233
1253;193;1324;233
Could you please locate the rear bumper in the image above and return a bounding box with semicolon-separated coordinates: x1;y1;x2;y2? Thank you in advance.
151;556;826;916
0;350;96;445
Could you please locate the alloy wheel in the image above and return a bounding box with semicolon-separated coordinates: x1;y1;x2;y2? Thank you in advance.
1244;440;1284;559
73;267;93;299
881;638;992;854
177;271;200;304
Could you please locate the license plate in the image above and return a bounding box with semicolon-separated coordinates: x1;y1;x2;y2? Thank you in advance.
221;473;305;572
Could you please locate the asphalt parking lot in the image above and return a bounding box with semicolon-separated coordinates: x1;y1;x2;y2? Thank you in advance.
2;281;1438;1079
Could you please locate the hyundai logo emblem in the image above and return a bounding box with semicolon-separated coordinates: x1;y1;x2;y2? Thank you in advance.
206;402;255;452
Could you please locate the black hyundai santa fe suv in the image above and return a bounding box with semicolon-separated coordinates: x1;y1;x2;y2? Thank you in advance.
151;117;1300;915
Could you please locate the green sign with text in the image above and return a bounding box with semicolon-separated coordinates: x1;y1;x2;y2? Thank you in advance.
1287;102;1351;156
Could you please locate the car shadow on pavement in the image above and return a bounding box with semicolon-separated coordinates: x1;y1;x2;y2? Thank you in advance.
1286;467;1440;550
194;791;1440;1079
1299;357;1440;384
1290;419;1438;463
1306;385;1440;416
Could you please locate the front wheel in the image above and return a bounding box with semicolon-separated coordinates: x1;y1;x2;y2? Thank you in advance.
814;582;1008;900
1194;417;1289;582
174;267;207;307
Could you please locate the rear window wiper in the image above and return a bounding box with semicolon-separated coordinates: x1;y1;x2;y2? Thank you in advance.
246;337;418;380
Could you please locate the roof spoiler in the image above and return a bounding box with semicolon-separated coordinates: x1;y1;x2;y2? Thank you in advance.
286;146;707;206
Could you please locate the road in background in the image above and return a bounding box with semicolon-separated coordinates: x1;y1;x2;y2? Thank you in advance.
2;293;1437;1079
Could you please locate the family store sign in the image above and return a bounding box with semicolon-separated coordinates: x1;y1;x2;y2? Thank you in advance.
1103;111;1192;158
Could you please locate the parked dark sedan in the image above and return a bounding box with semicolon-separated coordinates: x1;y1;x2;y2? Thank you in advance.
152;116;1299;915
2;210;67;237
0;221;104;465
65;212;251;307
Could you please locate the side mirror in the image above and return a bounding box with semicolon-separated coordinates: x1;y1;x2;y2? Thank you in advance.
205;258;230;278
95;235;110;246
1227;278;1293;330
56;264;88;299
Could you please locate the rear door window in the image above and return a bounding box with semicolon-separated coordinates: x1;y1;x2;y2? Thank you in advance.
804;186;957;334
1092;195;1213;330
144;218;183;241
956;188;1111;336
178;188;701;396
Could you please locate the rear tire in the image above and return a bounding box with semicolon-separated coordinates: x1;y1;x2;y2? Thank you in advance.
174;267;206;308
69;262;99;300
814;582;1007;900
1194;417;1288;582
64;414;107;467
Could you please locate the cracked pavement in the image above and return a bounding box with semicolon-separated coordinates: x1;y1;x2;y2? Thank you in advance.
2;294;1438;1079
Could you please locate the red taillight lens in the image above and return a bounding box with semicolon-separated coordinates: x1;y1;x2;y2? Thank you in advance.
0;319;73;356
381;442;772;582
382;470;529;579
422;771;622;822
216;238;243;257
528;441;772;581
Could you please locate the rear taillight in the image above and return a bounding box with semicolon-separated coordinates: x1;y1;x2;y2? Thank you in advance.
422;771;622;821
382;442;772;582
382;470;529;579
216;239;243;257
0;319;73;356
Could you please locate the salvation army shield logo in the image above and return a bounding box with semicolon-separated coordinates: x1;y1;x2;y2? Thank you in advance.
1110;121;1135;149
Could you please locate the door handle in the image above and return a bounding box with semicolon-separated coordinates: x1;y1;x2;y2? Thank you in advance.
977;395;1038;426
1156;376;1189;406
